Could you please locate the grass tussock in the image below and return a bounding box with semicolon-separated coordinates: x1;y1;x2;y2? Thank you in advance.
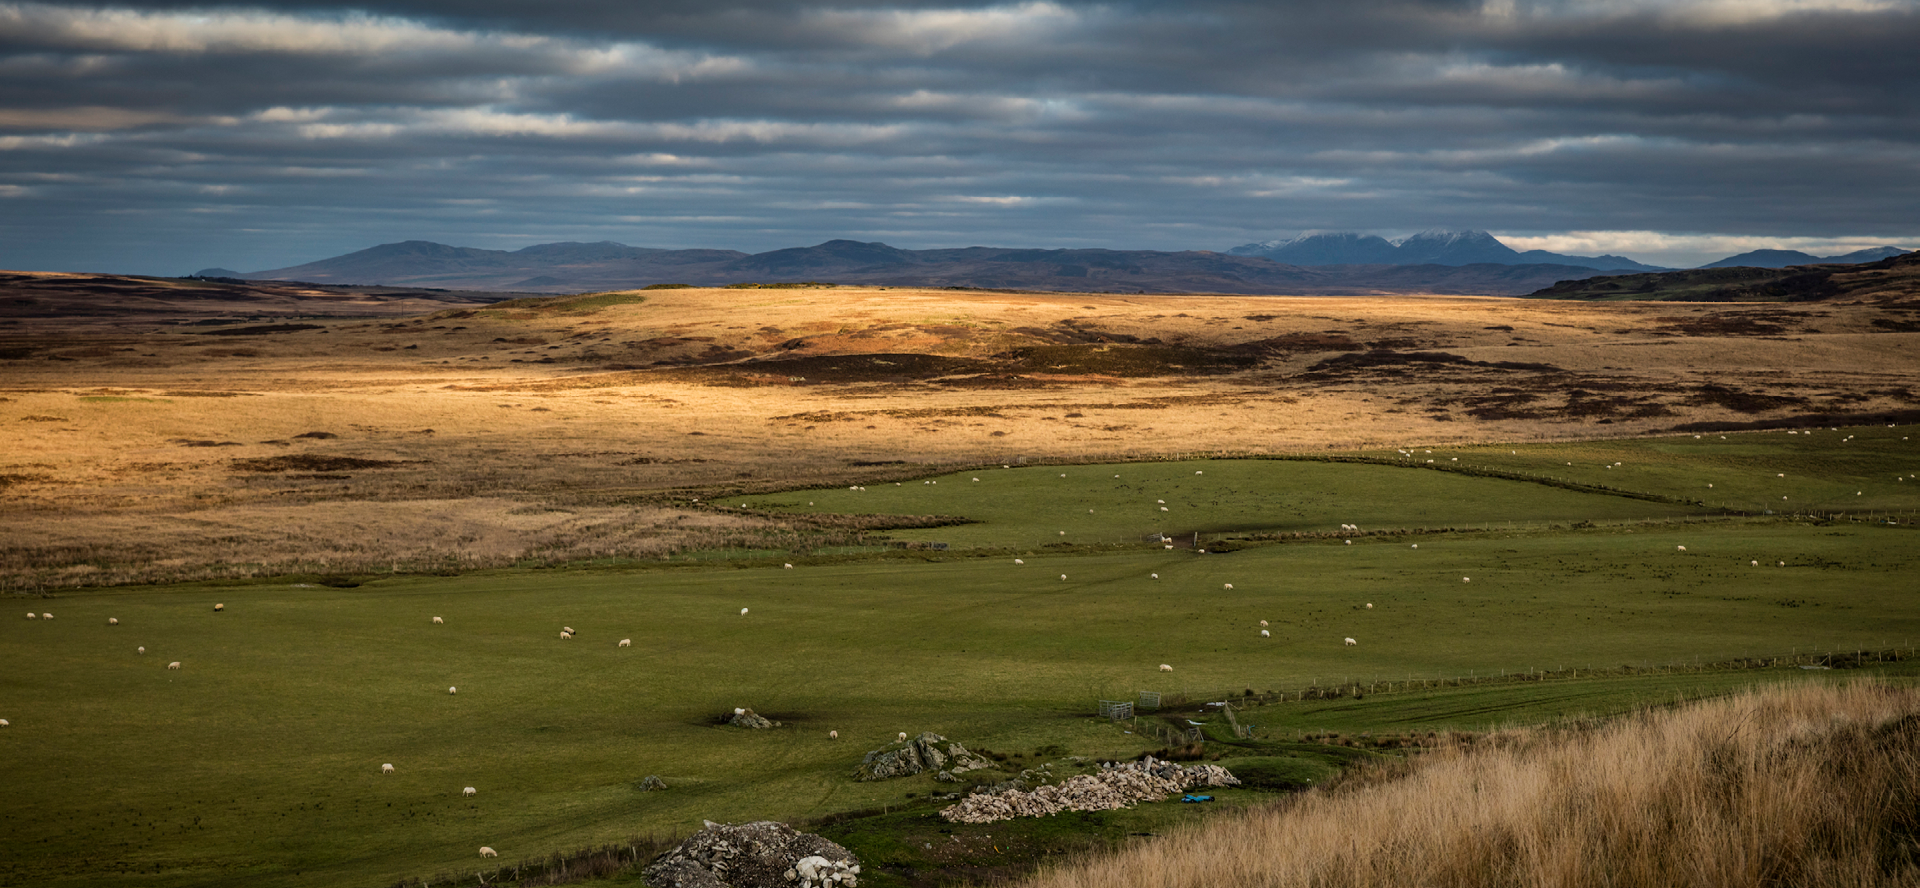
1021;681;1920;888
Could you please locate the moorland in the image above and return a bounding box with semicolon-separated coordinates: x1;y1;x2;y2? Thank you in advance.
2;262;1919;887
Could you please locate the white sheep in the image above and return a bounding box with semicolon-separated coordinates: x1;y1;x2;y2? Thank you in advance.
463;786;476;797
1344;638;1357;646
41;613;52;620
618;638;631;648
1345;540;1352;545
898;731;908;742
560;630;573;640
24;612;34;620
1259;619;1269;627
1014;559;1024;564
1751;560;1759;567
784;563;793;569
735;707;746;715
1366;603;1374;609
213;603;223;612
167;661;181;670
1223;583;1233;590
108;617;119;625
432;616;444;624
0;719;8;727
1159;664;1173;672
449;686;457;695
563;626;574;634
1411;544;1418;549
740;608;749;615
382;763;395;774
1677;545;1687;551
479;847;497;858
137;646;145;654
1259;629;1270;638
1060;574;1068;581
1151;573;1159;579
829;730;839;739
1462;577;1471;583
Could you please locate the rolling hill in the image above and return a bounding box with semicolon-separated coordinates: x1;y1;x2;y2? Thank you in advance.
210;239;1618;296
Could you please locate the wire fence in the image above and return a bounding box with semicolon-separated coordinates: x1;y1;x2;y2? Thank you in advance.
1117;642;1919;726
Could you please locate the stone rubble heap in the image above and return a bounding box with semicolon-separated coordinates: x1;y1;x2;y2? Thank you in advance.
939;757;1239;824
728;708;778;729
854;732;992;781
645;820;860;888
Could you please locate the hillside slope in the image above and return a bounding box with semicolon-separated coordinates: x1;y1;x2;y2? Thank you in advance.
1523;251;1920;302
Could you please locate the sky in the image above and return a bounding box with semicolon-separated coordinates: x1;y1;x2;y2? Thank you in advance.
1;0;1916;274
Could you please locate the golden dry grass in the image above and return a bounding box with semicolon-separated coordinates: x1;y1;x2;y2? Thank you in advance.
4;282;1919;588
1021;681;1920;888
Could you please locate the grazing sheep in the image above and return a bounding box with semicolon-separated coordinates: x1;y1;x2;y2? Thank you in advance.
1411;544;1418;549
137;646;145;654
618;638;631;647
1677;545;1687;551
740;607;750;616
449;686;457;695
829;730;839;739
382;763;395;774
108;617;118;625
41;613;51;620
1259;620;1269;627
479;847;497;858
562;626;574;634
24;612;34;620
1778;561;1786;567
1462;577;1471;583
1344;638;1357;646
560;631;573;640
463;786;476;797
1060;574;1068;581
1366;603;1374;609
898;732;908;742
167;661;181;670
1159;664;1173;672
1223;583;1233;590
1151;573;1159;579
0;719;8;727
432;616;444;624
1752;560;1760;567
213;604;223;612
1345;540;1352;545
784;563;793;569
1014;559;1024;564
1260;629;1271;638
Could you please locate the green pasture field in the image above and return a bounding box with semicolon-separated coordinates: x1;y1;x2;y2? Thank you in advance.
3;425;1918;887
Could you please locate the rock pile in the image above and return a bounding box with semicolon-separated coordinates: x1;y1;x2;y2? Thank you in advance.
728;708;778;729
853;732;991;781
939;757;1239;823
644;820;860;888
639;774;669;791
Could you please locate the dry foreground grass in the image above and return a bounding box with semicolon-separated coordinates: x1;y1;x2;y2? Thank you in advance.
2;276;1919;588
1021;681;1920;888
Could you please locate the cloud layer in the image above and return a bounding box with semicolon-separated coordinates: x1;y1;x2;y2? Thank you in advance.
1;0;1915;272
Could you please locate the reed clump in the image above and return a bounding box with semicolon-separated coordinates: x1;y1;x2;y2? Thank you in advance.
1022;681;1920;888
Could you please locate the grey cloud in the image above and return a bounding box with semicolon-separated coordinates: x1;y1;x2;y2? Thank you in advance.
0;0;1915;273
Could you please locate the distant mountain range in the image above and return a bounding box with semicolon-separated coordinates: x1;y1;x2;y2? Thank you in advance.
1697;246;1912;269
202;239;1619;296
1226;230;1667;271
1226;229;1912;272
201;233;1913;296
